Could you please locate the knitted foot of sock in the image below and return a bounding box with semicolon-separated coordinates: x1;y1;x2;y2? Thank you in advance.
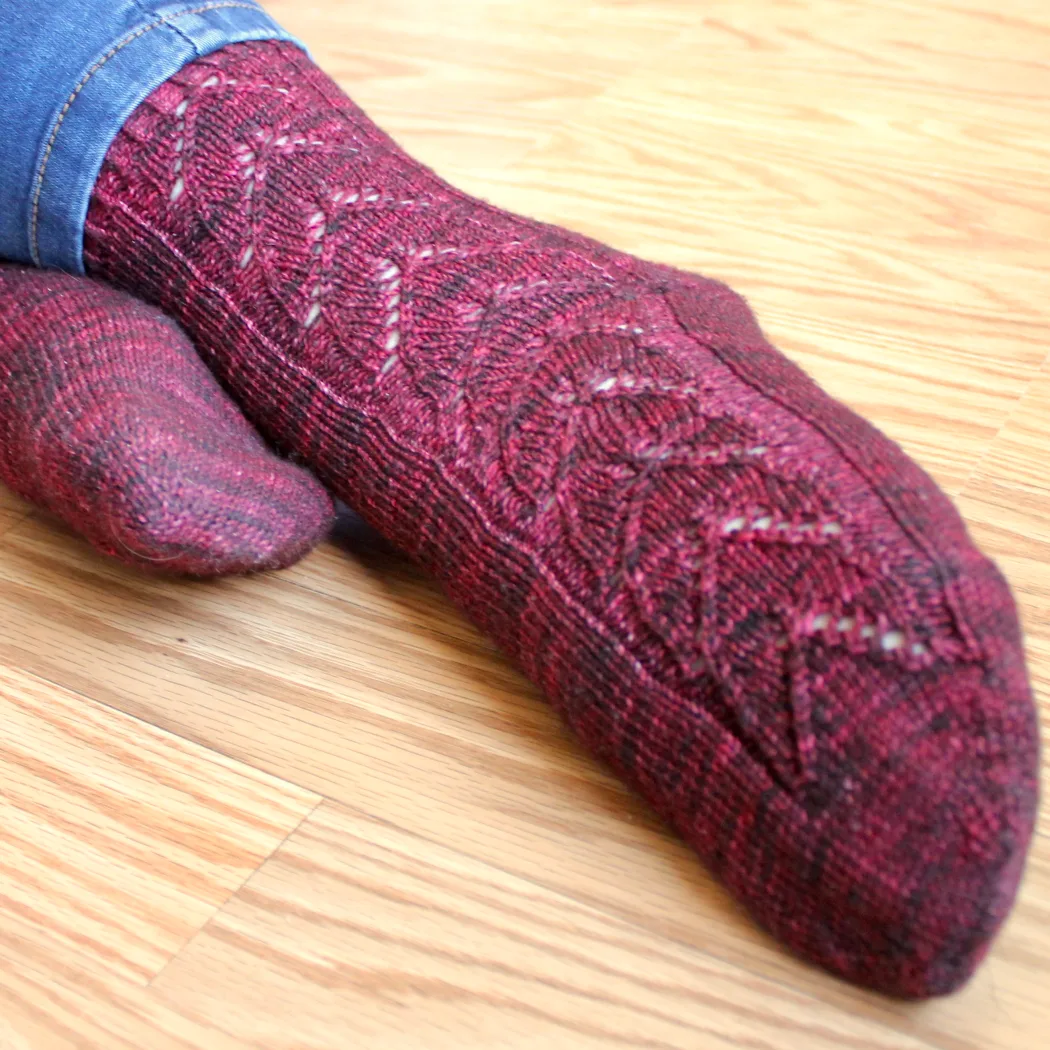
84;41;1039;996
0;265;333;575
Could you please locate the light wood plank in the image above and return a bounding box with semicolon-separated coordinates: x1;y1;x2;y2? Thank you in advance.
460;0;1050;494
264;0;694;177
0;485;29;537
151;801;938;1050
0;508;24;538
0;945;249;1050
0;663;319;986
957;360;1050;808
0;485;27;512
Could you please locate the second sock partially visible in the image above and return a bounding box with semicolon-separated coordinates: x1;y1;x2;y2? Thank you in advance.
0;265;333;575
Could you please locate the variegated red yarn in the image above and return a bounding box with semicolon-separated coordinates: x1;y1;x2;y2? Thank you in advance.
84;40;1039;997
0;263;332;574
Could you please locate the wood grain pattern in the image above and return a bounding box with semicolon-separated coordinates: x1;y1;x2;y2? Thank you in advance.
0;487;29;537
0;955;249;1050
1;0;1048;1046
958;360;1050;797
262;0;699;175
0;664;318;986
151;801;936;1050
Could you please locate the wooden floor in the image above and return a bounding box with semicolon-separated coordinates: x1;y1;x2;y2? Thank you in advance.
3;1;1049;1047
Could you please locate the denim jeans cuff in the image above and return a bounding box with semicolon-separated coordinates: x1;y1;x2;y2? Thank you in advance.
0;1;301;274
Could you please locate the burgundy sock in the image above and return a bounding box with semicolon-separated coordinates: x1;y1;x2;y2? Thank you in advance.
83;41;1038;997
0;264;333;575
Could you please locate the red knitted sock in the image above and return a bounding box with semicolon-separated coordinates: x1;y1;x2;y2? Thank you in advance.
0;264;333;575
83;41;1038;997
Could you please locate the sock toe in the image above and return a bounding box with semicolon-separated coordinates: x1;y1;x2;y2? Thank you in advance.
0;265;334;575
784;661;1036;998
83;398;334;575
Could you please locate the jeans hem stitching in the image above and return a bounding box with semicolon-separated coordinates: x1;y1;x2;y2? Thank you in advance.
28;0;261;266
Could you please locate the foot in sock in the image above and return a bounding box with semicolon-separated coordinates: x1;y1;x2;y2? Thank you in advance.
82;40;1039;997
0;265;333;575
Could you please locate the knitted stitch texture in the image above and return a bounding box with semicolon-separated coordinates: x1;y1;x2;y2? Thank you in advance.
84;41;1039;997
0;264;333;575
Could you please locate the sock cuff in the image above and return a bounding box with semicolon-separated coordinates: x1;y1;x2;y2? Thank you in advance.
0;0;303;274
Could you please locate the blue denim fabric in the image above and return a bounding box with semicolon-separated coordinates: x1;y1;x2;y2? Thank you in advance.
0;1;300;273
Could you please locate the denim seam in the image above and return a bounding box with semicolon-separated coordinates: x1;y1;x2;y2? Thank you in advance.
132;0;204;57
28;0;259;265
